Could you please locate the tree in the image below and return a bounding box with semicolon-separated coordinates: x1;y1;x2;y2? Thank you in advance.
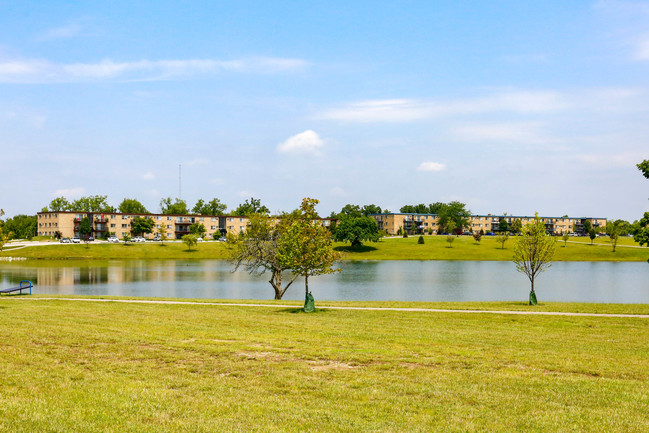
637;160;649;179
333;215;380;248
190;222;207;238
495;232;509;249
498;219;509;233
561;231;569;247
0;209;7;251
160;197;188;215
510;218;523;235
193;198;227;216
79;217;92;240
472;231;482;244
446;234;455;248
47;197;71;212
437;201;471;234
606;220;623;252
132;217;155;237
582;220;592;235
156;222;168;245
632;212;649;247
71;195;114;212
339;204;362;218
589;228;597;245
513;213;557;305
2;215;37;239
183;234;198;251
418;235;424;244
234;197;270;216
119;198;149;214
361;204;383;216
227;213;299;300
276;198;340;311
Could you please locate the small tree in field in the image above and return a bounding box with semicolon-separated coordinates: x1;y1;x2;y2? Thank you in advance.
561;231;569;247
495;232;509;249
183;234;198;251
589;228;597;244
472;231;482;244
418;235;424;244
446;235;455;248
277;198;340;312
513;213;557;305
157;223;168;245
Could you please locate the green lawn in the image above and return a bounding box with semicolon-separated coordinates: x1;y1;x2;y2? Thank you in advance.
0;297;647;432
2;235;647;261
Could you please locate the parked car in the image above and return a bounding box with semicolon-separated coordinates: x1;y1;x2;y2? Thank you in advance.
60;237;71;243
88;236;95;242
132;236;146;243
71;237;81;243
107;236;120;243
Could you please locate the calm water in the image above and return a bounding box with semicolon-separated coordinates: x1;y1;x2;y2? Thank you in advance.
0;260;647;303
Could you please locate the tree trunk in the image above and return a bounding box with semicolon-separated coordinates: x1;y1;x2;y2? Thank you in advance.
305;274;309;295
529;279;537;306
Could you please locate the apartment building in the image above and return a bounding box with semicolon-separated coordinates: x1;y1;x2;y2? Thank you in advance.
371;213;607;236
37;211;334;240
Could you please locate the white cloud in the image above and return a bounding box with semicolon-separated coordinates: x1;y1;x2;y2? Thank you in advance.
277;130;325;155
329;187;348;197
0;56;308;83
318;91;569;123
141;172;155;180
449;122;552;144
417;161;446;172
53;187;85;198
635;36;649;60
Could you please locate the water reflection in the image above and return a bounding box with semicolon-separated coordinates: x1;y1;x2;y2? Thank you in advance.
0;260;647;303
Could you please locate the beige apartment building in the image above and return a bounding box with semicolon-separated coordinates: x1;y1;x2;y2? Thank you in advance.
37;211;334;240
371;213;607;236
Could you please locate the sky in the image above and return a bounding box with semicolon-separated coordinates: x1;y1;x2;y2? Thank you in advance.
1;0;648;220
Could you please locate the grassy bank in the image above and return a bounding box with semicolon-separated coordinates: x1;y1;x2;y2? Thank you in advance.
1;235;647;261
0;297;648;432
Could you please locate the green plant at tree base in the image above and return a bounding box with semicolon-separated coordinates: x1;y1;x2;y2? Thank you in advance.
418;236;424;244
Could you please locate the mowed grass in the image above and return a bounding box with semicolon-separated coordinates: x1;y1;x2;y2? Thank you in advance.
2;235;648;261
0;297;648;432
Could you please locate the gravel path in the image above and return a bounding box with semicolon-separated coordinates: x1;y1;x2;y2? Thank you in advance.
8;297;649;319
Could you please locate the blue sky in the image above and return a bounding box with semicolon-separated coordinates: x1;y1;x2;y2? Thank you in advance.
1;0;648;220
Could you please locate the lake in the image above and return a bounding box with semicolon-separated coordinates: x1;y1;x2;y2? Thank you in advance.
0;260;647;303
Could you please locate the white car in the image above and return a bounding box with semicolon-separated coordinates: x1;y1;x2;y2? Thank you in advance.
107;236;120;243
71;237;81;243
132;236;146;242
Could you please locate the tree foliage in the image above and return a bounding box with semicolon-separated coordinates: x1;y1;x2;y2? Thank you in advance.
192;198;227;216
47;197;71;212
495;232;509;249
182;234;198;251
275;198;340;302
333;215;380;248
633;212;649;247
79;217;92;239
119;198;149;214
45;195;114;212
510;218;523;234
190;222;207;238
513;213;557;305
160;197;188;215
234;197;270;216
637;160;649;179
1;214;37;239
472;231;482;244
132;217;155;236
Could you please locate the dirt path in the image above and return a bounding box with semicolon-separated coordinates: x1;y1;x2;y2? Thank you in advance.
8;297;649;319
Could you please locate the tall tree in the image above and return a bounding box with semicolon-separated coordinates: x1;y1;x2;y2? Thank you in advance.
70;195;114;212
234;197;269;216
498;219;509;233
119;198;149;214
2;215;37;239
47;197;71;212
131;217;155;236
160;197;188;215
513;213;557;305
193;198;227;216
510;218;523;234
333;214;380;248
361;204;383;216
78;217;92;239
633;212;649;247
190;222;207;238
339;204;362;218
582;220;592;235
276;198;340;311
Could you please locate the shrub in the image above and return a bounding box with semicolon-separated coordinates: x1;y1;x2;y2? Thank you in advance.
418;235;424;244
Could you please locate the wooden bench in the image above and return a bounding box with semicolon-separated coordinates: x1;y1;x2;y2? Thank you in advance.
0;280;33;295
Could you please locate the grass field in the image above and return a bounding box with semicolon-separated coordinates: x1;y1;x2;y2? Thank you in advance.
2;235;648;261
0;297;648;432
